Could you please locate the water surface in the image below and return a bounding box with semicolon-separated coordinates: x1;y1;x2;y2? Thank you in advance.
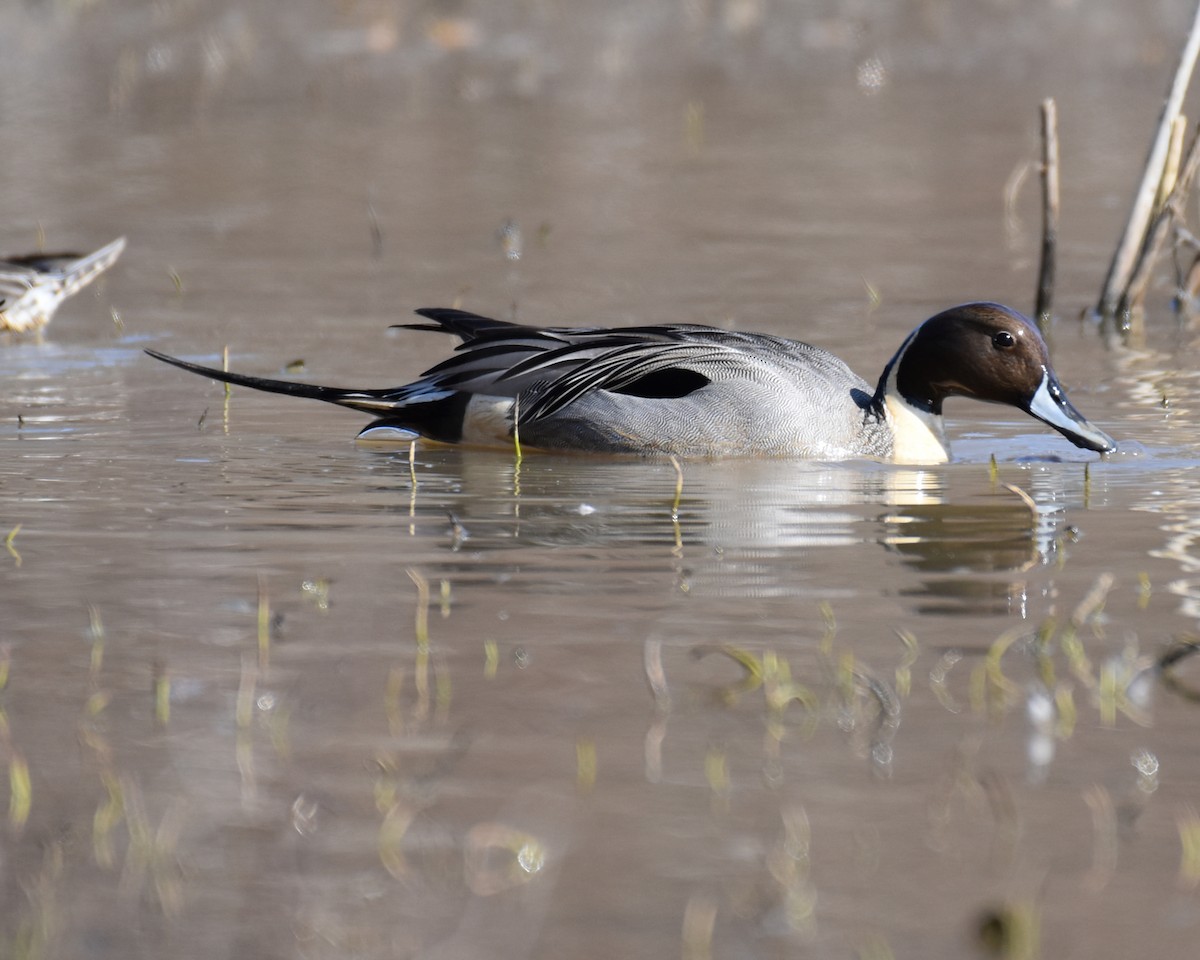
4;2;1200;957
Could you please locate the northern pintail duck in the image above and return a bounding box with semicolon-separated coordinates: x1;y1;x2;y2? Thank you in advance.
0;237;126;334
146;301;1116;463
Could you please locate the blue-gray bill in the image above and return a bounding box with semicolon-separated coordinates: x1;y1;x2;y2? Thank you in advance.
1026;370;1117;454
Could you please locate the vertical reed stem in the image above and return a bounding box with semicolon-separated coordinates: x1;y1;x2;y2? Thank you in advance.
1098;0;1200;318
1119;121;1200;316
1035;98;1060;329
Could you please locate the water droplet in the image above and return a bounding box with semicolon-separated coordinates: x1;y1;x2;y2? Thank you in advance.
516;841;545;875
856;57;887;94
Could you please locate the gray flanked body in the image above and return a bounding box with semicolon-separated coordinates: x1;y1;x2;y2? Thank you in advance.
145;302;1117;463
505;332;892;459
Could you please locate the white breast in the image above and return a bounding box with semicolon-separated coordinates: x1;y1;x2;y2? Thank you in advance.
883;395;950;464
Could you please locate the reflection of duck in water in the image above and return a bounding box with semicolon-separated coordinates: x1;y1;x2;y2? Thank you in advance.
0;237;126;334
147;301;1115;463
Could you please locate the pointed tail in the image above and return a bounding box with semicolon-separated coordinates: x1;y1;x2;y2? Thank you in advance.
61;237;127;298
144;349;404;415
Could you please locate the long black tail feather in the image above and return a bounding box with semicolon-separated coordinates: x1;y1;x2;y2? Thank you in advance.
144;348;401;414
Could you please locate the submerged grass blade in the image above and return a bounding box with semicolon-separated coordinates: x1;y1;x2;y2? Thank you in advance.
643;637;670;709
576;737;596;793
256;575;270;671
681;891;717;960
512;395;523;464
894;628;919;697
704;744;730;813
154;663;170;726
4;524;21;567
9;750;31;830
1178;805;1200;888
669;456;684;556
379;801;417;878
407;568;431;720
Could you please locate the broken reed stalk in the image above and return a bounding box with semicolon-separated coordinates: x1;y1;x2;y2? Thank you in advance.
1119;120;1200;315
1035;98;1060;327
1098;0;1200;318
1158;116;1188;209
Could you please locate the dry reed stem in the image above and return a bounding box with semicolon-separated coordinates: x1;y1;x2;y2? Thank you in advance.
1120;120;1200;315
1099;0;1200;317
1001;481;1038;516
1035;98;1059;327
1157;115;1188;210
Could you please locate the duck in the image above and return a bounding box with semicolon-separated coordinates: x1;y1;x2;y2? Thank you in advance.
0;236;126;334
145;301;1116;463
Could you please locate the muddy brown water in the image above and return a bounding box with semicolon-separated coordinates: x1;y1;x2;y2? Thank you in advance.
5;2;1200;957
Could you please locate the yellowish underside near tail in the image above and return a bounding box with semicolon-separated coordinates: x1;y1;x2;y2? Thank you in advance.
461;396;515;445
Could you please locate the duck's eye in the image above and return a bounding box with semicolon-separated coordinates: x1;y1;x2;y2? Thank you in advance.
992;330;1015;350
